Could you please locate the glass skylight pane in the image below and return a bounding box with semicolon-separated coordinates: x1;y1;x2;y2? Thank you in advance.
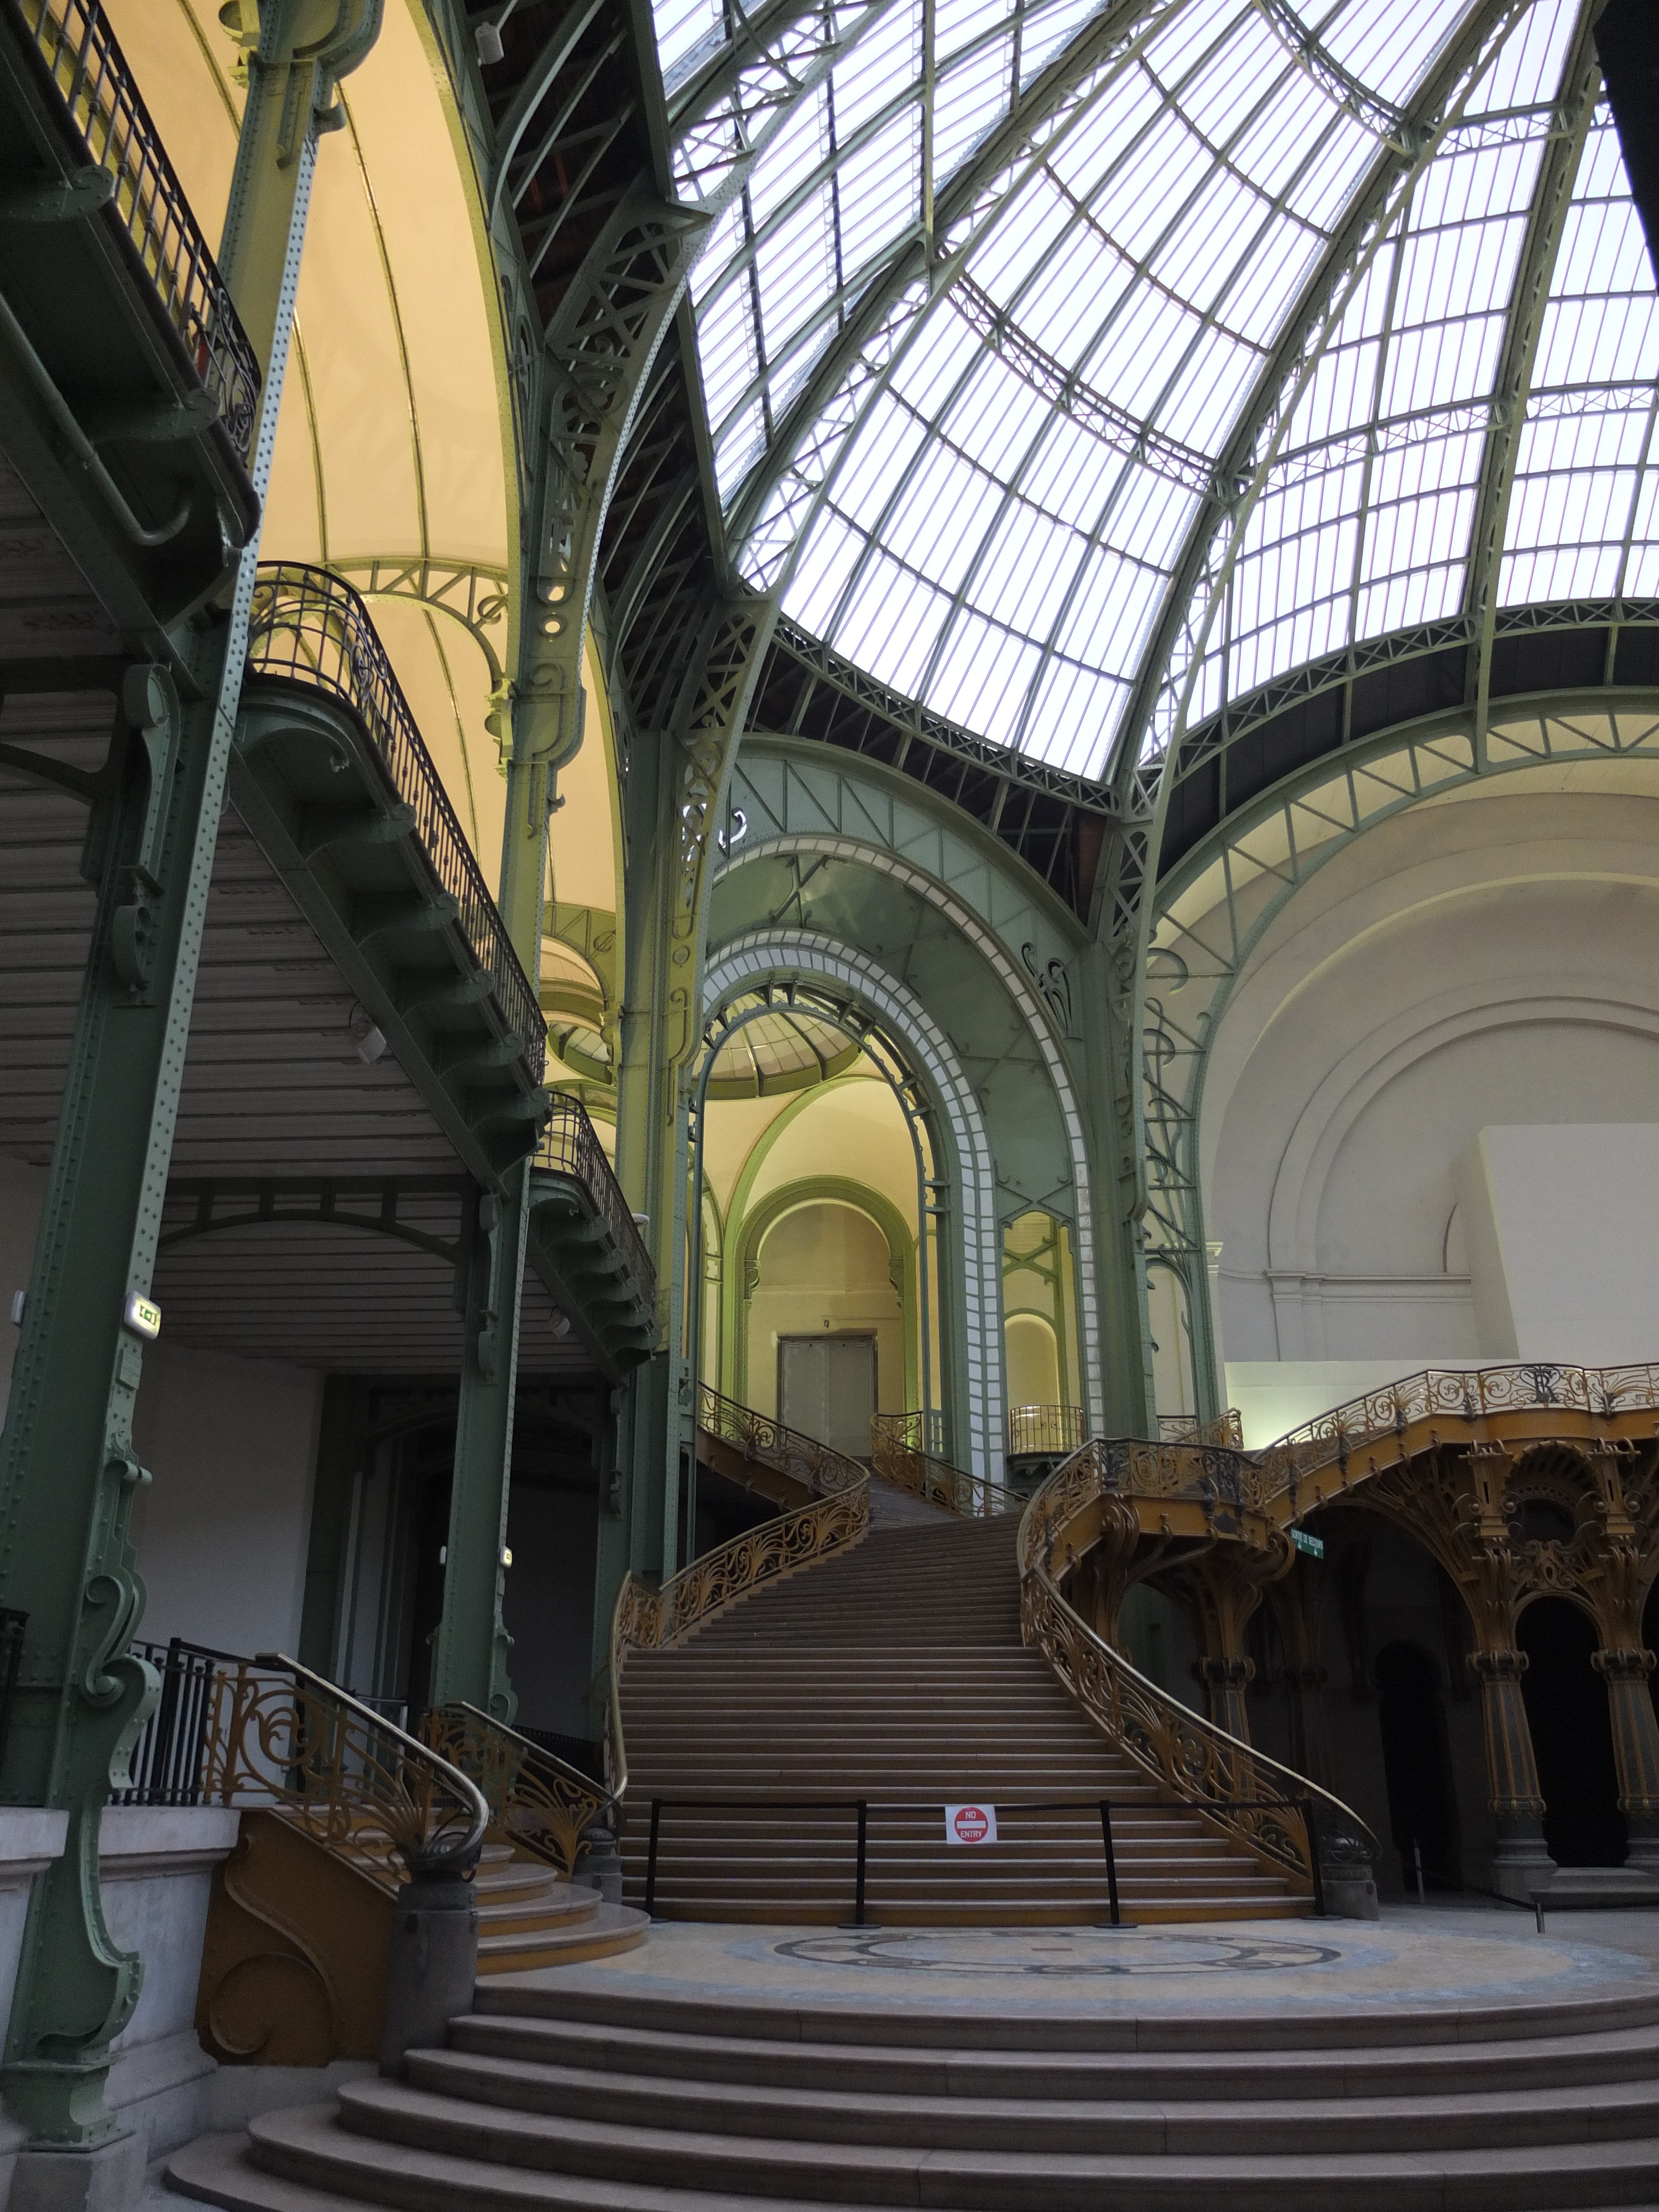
1021;656;1127;774
836;551;952;689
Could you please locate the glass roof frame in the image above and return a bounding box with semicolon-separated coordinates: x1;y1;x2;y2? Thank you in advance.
649;0;1657;790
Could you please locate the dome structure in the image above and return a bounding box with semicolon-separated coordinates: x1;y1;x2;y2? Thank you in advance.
669;0;1656;779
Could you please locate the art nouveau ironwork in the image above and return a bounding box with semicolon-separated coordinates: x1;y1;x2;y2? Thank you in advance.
422;1701;613;1879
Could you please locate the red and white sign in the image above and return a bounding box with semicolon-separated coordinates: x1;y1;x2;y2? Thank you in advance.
945;1802;998;1846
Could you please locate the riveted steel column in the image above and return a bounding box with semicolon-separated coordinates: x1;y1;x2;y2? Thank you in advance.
0;0;378;2159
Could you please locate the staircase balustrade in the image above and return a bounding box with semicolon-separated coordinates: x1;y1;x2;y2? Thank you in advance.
697;1384;868;1499
607;1477;872;1802
1156;1408;1245;1448
421;1700;614;1879
1018;1447;1376;1897
198;1653;487;1889
869;1416;1020;1517
1254;1360;1659;1509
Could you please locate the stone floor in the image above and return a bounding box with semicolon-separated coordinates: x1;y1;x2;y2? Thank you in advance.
478;1895;1659;2024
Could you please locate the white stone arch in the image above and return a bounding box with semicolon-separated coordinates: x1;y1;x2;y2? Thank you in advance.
703;929;1008;1485
717;833;1104;1434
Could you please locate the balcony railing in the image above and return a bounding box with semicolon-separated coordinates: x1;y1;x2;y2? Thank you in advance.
1008;1403;1086;1458
13;0;260;462
247;565;545;1083
536;1091;655;1302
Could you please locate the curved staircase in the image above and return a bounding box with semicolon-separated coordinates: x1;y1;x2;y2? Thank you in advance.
172;1970;1659;2210
474;1845;645;1971
620;1514;1306;1923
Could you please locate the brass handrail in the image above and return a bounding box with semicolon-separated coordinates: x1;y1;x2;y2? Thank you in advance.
870;1417;1020;1517
201;1653;487;1890
13;0;260;459
1017;1449;1375;1891
1255;1360;1659;1506
245;564;545;1081
607;1478;872;1803
421;1700;613;1878
696;1383;867;1498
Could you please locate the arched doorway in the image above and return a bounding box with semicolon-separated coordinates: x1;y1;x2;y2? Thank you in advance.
1373;1641;1458;1893
1518;1598;1625;1869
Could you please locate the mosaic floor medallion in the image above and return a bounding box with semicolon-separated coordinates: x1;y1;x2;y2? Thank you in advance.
773;1928;1344;1976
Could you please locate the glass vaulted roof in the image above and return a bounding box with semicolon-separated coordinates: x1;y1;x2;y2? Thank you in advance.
659;0;1657;781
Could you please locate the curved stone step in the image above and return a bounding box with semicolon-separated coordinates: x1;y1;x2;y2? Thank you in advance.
478;1900;648;1973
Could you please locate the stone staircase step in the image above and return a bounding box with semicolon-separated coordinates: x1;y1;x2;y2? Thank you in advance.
477;1901;649;1974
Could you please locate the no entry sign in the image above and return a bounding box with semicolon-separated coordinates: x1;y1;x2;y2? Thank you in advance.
945;1803;997;1846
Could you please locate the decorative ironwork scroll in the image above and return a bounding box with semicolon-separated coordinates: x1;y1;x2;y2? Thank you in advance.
607;1478;870;1801
422;1701;612;1879
697;1383;867;1499
200;1655;487;1891
869;1416;1019;1518
1255;1362;1659;1510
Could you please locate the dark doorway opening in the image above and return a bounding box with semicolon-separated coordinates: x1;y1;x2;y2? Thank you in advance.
1519;1598;1626;1868
1374;1640;1458;1891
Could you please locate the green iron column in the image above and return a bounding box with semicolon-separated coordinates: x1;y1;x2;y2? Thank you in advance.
0;0;377;2165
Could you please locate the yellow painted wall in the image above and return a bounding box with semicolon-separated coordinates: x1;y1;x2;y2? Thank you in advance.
745;1202;904;1423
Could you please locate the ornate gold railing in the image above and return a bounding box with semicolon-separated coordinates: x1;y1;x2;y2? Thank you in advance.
1254;1361;1659;1509
1018;1449;1375;1891
607;1478;871;1802
869;1418;1020;1517
1025;1435;1270;1548
200;1655;487;1891
697;1384;867;1498
421;1702;612;1879
1158;1408;1244;1448
1008;1404;1087;1457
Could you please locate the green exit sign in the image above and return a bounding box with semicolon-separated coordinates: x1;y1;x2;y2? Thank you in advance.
1290;1528;1324;1559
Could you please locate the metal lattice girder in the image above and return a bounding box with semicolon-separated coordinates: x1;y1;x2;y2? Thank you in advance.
723;0;1188;582
666;0;909;205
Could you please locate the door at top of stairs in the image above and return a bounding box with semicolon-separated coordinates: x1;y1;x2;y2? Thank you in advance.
778;1334;875;1461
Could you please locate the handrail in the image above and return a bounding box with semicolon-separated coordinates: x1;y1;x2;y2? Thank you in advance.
607;1477;872;1806
536;1093;655;1302
245;565;546;1083
421;1700;614;1878
1017;1446;1375;1892
12;0;260;462
696;1383;867;1499
869;1418;1021;1518
200;1652;487;1888
1254;1361;1659;1506
1008;1404;1087;1457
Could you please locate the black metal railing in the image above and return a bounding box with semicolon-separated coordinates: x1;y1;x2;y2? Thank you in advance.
116;1637;239;1805
536;1091;655;1299
13;0;260;461
642;1793;1326;1924
1007;1404;1086;1457
246;565;546;1083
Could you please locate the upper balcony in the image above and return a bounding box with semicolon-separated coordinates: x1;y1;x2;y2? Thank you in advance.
531;1097;655;1375
238;562;546;1186
0;0;259;641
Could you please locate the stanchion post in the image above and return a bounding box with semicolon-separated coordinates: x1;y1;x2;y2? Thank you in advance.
1305;1798;1327;1918
645;1798;663;1918
1099;1799;1121;1927
855;1800;868;1927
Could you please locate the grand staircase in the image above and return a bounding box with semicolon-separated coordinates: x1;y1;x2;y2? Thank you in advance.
173;1969;1659;2210
619;1512;1306;1923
